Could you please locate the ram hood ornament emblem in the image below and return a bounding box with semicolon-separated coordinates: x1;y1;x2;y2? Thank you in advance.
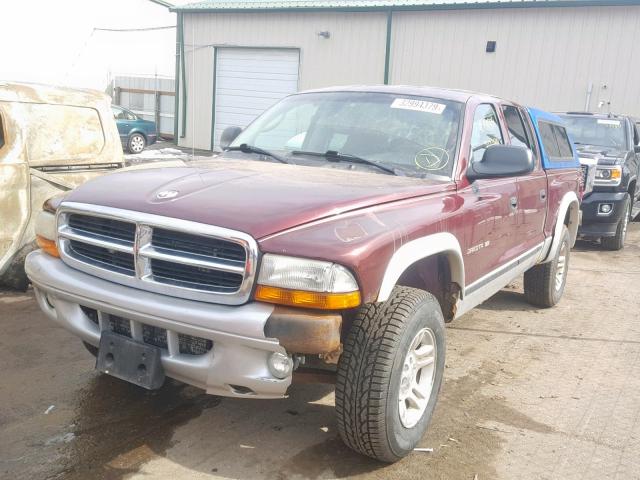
156;190;179;199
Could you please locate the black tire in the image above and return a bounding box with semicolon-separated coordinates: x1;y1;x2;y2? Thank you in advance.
601;197;630;251
83;341;98;357
335;286;446;462
127;133;146;154
0;243;35;291
524;225;570;308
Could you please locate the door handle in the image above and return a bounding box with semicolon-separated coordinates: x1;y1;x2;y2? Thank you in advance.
540;189;547;200
510;196;518;209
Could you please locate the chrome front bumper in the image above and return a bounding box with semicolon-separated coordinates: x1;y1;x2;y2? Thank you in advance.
25;251;290;399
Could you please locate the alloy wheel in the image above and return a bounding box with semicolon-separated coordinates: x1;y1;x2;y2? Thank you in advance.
398;327;437;428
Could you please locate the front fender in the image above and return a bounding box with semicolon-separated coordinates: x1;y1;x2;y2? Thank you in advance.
376;232;465;302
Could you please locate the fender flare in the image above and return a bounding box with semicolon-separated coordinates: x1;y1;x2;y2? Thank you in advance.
376;232;465;302
542;191;579;263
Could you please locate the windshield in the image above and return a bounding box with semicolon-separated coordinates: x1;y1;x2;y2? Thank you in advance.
230;91;463;177
559;115;627;149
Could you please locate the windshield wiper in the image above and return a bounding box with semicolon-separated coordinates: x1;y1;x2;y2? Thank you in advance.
291;150;398;175
226;144;289;164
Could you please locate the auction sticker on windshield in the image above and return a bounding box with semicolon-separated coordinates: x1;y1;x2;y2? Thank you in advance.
391;98;446;114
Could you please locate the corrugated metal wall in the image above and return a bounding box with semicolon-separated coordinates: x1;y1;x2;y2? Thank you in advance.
178;11;387;149
179;5;640;150
390;6;640;115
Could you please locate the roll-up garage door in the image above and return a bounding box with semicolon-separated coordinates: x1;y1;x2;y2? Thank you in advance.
213;48;299;149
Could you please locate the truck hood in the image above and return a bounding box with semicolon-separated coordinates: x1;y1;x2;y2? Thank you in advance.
575;144;627;165
63;158;452;239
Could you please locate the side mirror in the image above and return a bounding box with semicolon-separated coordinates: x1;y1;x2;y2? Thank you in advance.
467;144;534;181
220;126;243;150
634;145;640;154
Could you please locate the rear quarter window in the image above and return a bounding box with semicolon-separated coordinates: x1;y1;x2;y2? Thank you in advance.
24;103;105;166
502;105;531;149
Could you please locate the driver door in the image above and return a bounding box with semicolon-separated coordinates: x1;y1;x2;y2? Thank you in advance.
459;103;519;287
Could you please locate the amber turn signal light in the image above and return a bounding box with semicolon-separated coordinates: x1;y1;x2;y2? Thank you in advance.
255;285;361;310
36;235;60;258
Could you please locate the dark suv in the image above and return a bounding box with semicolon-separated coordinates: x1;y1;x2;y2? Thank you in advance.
558;112;640;250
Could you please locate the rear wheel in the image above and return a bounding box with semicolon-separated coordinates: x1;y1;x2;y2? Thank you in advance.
127;133;146;154
524;225;570;308
601;197;630;251
335;286;445;462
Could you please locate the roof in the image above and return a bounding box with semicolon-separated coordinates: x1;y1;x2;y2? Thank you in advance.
301;84;484;102
556;111;628;119
171;0;640;12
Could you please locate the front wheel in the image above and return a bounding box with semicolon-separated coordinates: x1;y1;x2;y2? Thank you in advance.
601;197;630;251
127;133;146;154
335;286;446;462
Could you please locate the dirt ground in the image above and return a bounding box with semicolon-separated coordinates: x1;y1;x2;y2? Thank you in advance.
1;224;640;480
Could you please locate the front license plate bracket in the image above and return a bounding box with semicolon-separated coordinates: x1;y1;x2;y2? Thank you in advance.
96;331;165;390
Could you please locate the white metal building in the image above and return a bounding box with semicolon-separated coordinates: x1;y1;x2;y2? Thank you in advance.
170;0;640;151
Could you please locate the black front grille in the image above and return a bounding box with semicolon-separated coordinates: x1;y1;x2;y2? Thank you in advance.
69;240;135;275
86;310;212;356
150;258;243;292
68;214;136;243
580;164;588;189
81;306;99;325
152;228;246;264
109;315;132;337
179;334;213;355
142;324;168;349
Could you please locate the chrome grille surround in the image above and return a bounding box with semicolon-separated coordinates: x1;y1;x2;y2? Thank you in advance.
56;202;258;305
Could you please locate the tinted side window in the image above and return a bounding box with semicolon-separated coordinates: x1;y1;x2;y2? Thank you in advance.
538;121;561;158
470;104;503;163
552;125;574;158
502;105;530;149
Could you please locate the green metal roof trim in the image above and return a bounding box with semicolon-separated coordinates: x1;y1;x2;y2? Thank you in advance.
171;0;640;12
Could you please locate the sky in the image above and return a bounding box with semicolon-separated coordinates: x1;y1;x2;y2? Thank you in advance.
1;0;185;91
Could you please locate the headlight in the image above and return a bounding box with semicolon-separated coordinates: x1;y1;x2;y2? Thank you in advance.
594;166;622;186
35;196;61;257
255;254;361;309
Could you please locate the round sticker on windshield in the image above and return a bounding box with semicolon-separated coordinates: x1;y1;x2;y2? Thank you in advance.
414;147;450;171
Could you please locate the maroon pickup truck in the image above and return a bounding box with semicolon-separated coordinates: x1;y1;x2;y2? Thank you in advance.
26;86;580;462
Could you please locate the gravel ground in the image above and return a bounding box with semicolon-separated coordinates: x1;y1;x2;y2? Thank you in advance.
1;224;639;480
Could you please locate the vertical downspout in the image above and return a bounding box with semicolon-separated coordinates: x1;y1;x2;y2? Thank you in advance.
180;12;187;138
173;12;180;143
210;48;217;151
584;81;593;112
383;10;393;85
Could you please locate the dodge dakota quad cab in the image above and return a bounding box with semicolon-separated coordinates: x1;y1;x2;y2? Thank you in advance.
558;112;640;250
0;82;124;290
26;86;580;462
